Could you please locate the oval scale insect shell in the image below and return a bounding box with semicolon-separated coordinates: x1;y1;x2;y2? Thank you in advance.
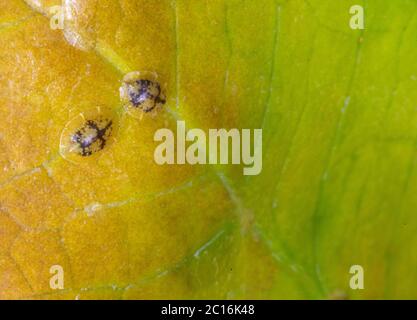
59;106;118;164
120;71;166;119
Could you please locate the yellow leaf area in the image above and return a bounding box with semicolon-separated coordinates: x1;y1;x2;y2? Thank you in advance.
0;0;300;299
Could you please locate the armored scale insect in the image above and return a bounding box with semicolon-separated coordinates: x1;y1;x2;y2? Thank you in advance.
120;71;166;118
70;118;113;157
59;106;118;163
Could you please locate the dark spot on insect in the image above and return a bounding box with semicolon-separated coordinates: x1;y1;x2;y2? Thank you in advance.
71;118;113;156
126;79;166;112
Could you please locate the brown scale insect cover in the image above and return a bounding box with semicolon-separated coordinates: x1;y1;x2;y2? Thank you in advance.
71;118;113;157
120;71;166;118
59;107;118;163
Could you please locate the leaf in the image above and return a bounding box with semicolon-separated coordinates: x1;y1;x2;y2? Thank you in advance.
0;0;416;299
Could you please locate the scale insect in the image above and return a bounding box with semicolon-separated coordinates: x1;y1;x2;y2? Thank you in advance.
70;118;113;157
59;106;118;163
120;71;166;119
